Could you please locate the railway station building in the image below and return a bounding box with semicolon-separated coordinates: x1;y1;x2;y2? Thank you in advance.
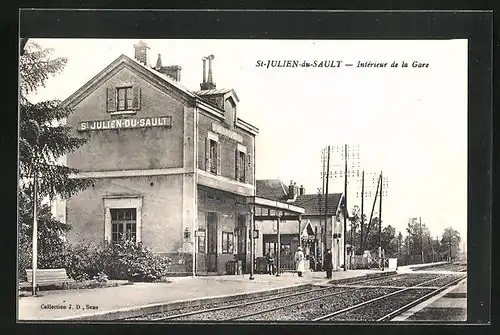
255;179;347;271
61;41;305;276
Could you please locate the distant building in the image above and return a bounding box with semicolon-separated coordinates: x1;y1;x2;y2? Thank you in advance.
255;179;347;270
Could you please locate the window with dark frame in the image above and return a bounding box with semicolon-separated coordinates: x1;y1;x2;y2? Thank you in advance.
222;232;234;254
110;208;137;242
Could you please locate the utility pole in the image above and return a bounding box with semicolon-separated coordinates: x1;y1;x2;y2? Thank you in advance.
317;187;323;269
364;174;381;251
378;171;383;271
249;206;255;280
360;171;365;255
420;217;424;264
32;162;38;296
343;144;348;271
429;235;434;263
324;146;331;262
449;238;452;263
321;148;327;260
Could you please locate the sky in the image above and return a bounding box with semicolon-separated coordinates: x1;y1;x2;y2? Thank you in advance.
26;38;468;245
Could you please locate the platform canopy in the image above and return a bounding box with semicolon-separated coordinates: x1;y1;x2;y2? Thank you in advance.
246;196;305;221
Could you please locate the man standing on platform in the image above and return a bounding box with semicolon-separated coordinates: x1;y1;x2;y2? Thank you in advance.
324;248;333;279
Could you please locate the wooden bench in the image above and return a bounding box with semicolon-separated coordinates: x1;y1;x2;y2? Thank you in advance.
24;268;71;291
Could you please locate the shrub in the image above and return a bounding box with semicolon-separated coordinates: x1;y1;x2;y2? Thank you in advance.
99;240;172;282
62;240;172;282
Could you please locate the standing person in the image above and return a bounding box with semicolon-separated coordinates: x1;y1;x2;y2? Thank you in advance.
324;248;333;279
294;246;306;277
265;249;276;275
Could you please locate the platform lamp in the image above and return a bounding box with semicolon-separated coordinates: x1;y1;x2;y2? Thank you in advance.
27;119;41;296
249;206;255;280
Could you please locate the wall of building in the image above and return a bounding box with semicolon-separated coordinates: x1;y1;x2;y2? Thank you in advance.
197;112;255;185
66;174;184;254
197;186;250;274
254;214;346;268
66;66;186;172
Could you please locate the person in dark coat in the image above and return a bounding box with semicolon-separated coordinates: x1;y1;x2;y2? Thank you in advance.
265;249;276;275
324;248;333;279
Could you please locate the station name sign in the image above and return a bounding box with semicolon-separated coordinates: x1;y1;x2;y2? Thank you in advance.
78;116;172;132
211;122;243;143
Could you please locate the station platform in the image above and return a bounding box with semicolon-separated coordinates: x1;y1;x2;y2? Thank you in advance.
18;269;382;321
396;261;448;273
392;277;467;322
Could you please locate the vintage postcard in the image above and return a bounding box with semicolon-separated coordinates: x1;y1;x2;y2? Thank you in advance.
18;30;475;323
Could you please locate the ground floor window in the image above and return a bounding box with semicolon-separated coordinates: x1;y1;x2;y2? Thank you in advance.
222;232;234;254
110;208;137;242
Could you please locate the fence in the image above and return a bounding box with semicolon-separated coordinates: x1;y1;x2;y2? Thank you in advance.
348;255;384;270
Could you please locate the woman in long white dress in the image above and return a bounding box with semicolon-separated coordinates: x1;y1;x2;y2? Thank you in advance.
294;246;306;277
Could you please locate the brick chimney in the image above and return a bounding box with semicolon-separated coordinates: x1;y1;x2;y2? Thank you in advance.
200;55;216;90
134;40;150;66
299;185;305;195
154;53;182;82
288;180;296;200
162;65;182;82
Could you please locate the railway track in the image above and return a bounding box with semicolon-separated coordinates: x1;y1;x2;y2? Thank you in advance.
141;272;465;322
145;273;400;321
412;263;467;272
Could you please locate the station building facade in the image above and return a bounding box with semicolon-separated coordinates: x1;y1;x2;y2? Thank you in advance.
62;41;259;275
255;179;347;271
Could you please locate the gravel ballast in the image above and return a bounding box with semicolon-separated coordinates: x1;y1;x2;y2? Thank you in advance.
125;285;314;321
325;288;436;321
173;287;349;321
239;288;397;321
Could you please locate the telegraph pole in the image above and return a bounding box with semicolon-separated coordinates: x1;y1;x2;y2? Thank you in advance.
32;163;38;296
324;146;331;257
322;148;327;257
249;206;255;280
364;174;381;251
360;171;365;255
420;217;424;263
343;144;348;271
378;171;383;270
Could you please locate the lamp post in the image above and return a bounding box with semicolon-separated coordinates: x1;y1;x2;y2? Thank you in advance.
249;207;255;280
31;125;40;297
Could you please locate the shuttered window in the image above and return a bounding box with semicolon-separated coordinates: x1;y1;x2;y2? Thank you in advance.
235;150;246;182
205;134;221;175
107;86;141;113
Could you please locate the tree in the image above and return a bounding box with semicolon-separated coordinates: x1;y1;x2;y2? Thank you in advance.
18;40;92;277
347;205;361;253
397;231;403;256
381;225;397;257
20;40;92;199
440;227;461;261
362;217;380;254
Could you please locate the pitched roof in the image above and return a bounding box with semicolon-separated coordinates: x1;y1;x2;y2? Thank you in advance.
196;88;233;96
255;179;343;216
294;193;343;216
60;54;258;134
195;88;240;104
255;179;288;201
